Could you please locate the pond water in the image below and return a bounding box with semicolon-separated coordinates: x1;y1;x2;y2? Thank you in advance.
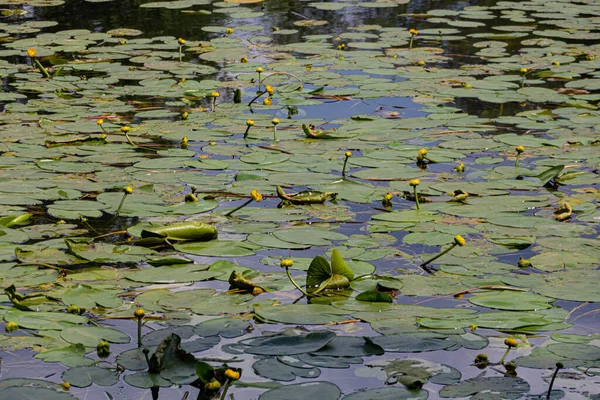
0;0;599;399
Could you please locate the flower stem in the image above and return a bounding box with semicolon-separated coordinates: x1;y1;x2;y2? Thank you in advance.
285;266;309;297
124;132;137;147
115;193;128;215
413;186;420;210
223;199;253;217
219;379;231;400
342;157;349;177
32;58;51;79
178;45;183;62
420;243;457;267
243;126;252;139
137;317;143;348
499;347;511;365
273;125;277;141
515;155;520;168
409;35;415;50
247;90;266;107
547;363;562;400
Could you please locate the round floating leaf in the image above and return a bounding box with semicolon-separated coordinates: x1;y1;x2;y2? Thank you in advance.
193;317;252;338
245;330;336;356
2;387;76;400
62;366;118;388
254;304;349;325
468;291;554;311
61;284;123;309
124;372;171;389
61;326;131;347
371;332;455;353
342;387;428;400
547;343;600;361
439;376;530;399
253;357;321;381
259;381;341;400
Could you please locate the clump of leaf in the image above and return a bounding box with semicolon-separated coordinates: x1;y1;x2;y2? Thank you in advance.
306;249;354;295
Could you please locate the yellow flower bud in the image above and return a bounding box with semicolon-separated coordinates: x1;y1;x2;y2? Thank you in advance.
552;61;560;66
224;369;241;380
251;189;263;202
123;186;133;195
409;28;418;35
28;48;37;58
209;140;217;146
280;258;294;268
265;84;274;95
246;119;254;126
516;145;525;154
271;118;280;125
504;337;518;348
177;38;186;45
5;321;18;333
134;308;145;318
417;148;428;157
409;179;420;187
520;67;528;73
211;91;220;98
96;119;104;125
417;60;426;66
456;163;465;173
454;235;466;246
475;353;488;363
185;193;198;202
241;56;248;63
120;126;131;133
62;382;70;390
205;379;221;391
345;151;352;158
256;67;264;73
67;305;80;314
263;97;272;106
226;27;234;36
383;193;393;202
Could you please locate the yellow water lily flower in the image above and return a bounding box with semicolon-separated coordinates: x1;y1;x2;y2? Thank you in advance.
27;48;37;58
